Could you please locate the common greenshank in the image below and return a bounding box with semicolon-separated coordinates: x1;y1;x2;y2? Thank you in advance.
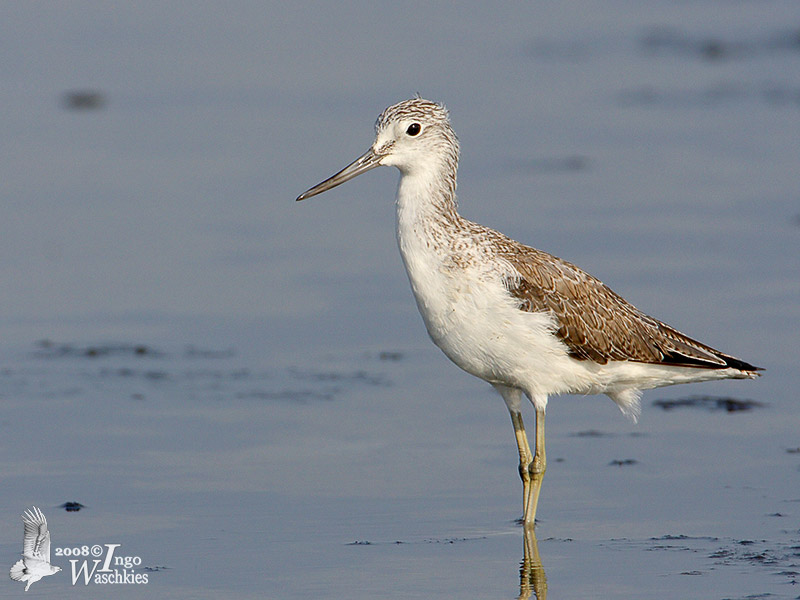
296;97;761;526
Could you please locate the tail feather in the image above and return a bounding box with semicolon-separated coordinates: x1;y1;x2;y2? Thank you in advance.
9;559;26;582
661;345;763;375
716;353;763;375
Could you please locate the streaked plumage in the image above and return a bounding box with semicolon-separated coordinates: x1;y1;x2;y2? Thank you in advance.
296;97;761;525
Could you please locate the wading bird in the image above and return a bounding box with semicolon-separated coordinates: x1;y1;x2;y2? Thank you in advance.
296;97;761;525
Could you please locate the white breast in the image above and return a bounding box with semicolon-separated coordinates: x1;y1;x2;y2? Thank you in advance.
395;196;574;396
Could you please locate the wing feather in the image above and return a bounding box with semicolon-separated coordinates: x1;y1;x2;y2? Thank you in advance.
500;243;760;372
21;507;52;562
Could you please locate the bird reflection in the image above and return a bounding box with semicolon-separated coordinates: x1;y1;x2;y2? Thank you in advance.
518;525;547;599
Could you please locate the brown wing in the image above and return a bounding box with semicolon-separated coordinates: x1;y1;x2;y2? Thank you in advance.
502;244;759;371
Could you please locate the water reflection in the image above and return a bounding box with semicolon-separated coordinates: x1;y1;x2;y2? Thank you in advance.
518;525;547;599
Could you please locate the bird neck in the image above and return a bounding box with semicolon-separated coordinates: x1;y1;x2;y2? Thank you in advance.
394;156;460;229
394;164;466;282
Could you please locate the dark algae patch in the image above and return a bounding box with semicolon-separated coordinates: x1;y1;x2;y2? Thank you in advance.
653;395;765;413
33;340;160;359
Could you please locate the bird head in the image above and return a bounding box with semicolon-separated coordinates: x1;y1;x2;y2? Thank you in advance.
296;97;459;201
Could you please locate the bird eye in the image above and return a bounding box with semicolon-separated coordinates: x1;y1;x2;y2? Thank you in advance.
406;123;421;136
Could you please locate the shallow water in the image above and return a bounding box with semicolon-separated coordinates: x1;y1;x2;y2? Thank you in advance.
2;2;799;598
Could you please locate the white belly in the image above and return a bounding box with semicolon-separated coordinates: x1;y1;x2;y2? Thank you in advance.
397;228;576;396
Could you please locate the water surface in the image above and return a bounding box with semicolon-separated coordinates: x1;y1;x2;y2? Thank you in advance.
2;2;799;598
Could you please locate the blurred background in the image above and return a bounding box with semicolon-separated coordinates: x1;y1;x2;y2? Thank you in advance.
1;2;798;598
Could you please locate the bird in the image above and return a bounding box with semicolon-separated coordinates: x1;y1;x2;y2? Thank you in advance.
9;506;61;591
296;97;762;526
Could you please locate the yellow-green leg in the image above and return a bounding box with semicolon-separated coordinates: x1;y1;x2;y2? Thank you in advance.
497;385;547;526
523;408;546;526
509;409;535;519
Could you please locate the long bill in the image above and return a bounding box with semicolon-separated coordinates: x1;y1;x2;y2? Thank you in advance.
296;147;383;201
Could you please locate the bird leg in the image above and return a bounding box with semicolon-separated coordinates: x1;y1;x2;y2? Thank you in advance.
509;409;535;517
509;407;546;525
499;386;547;525
523;408;546;526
